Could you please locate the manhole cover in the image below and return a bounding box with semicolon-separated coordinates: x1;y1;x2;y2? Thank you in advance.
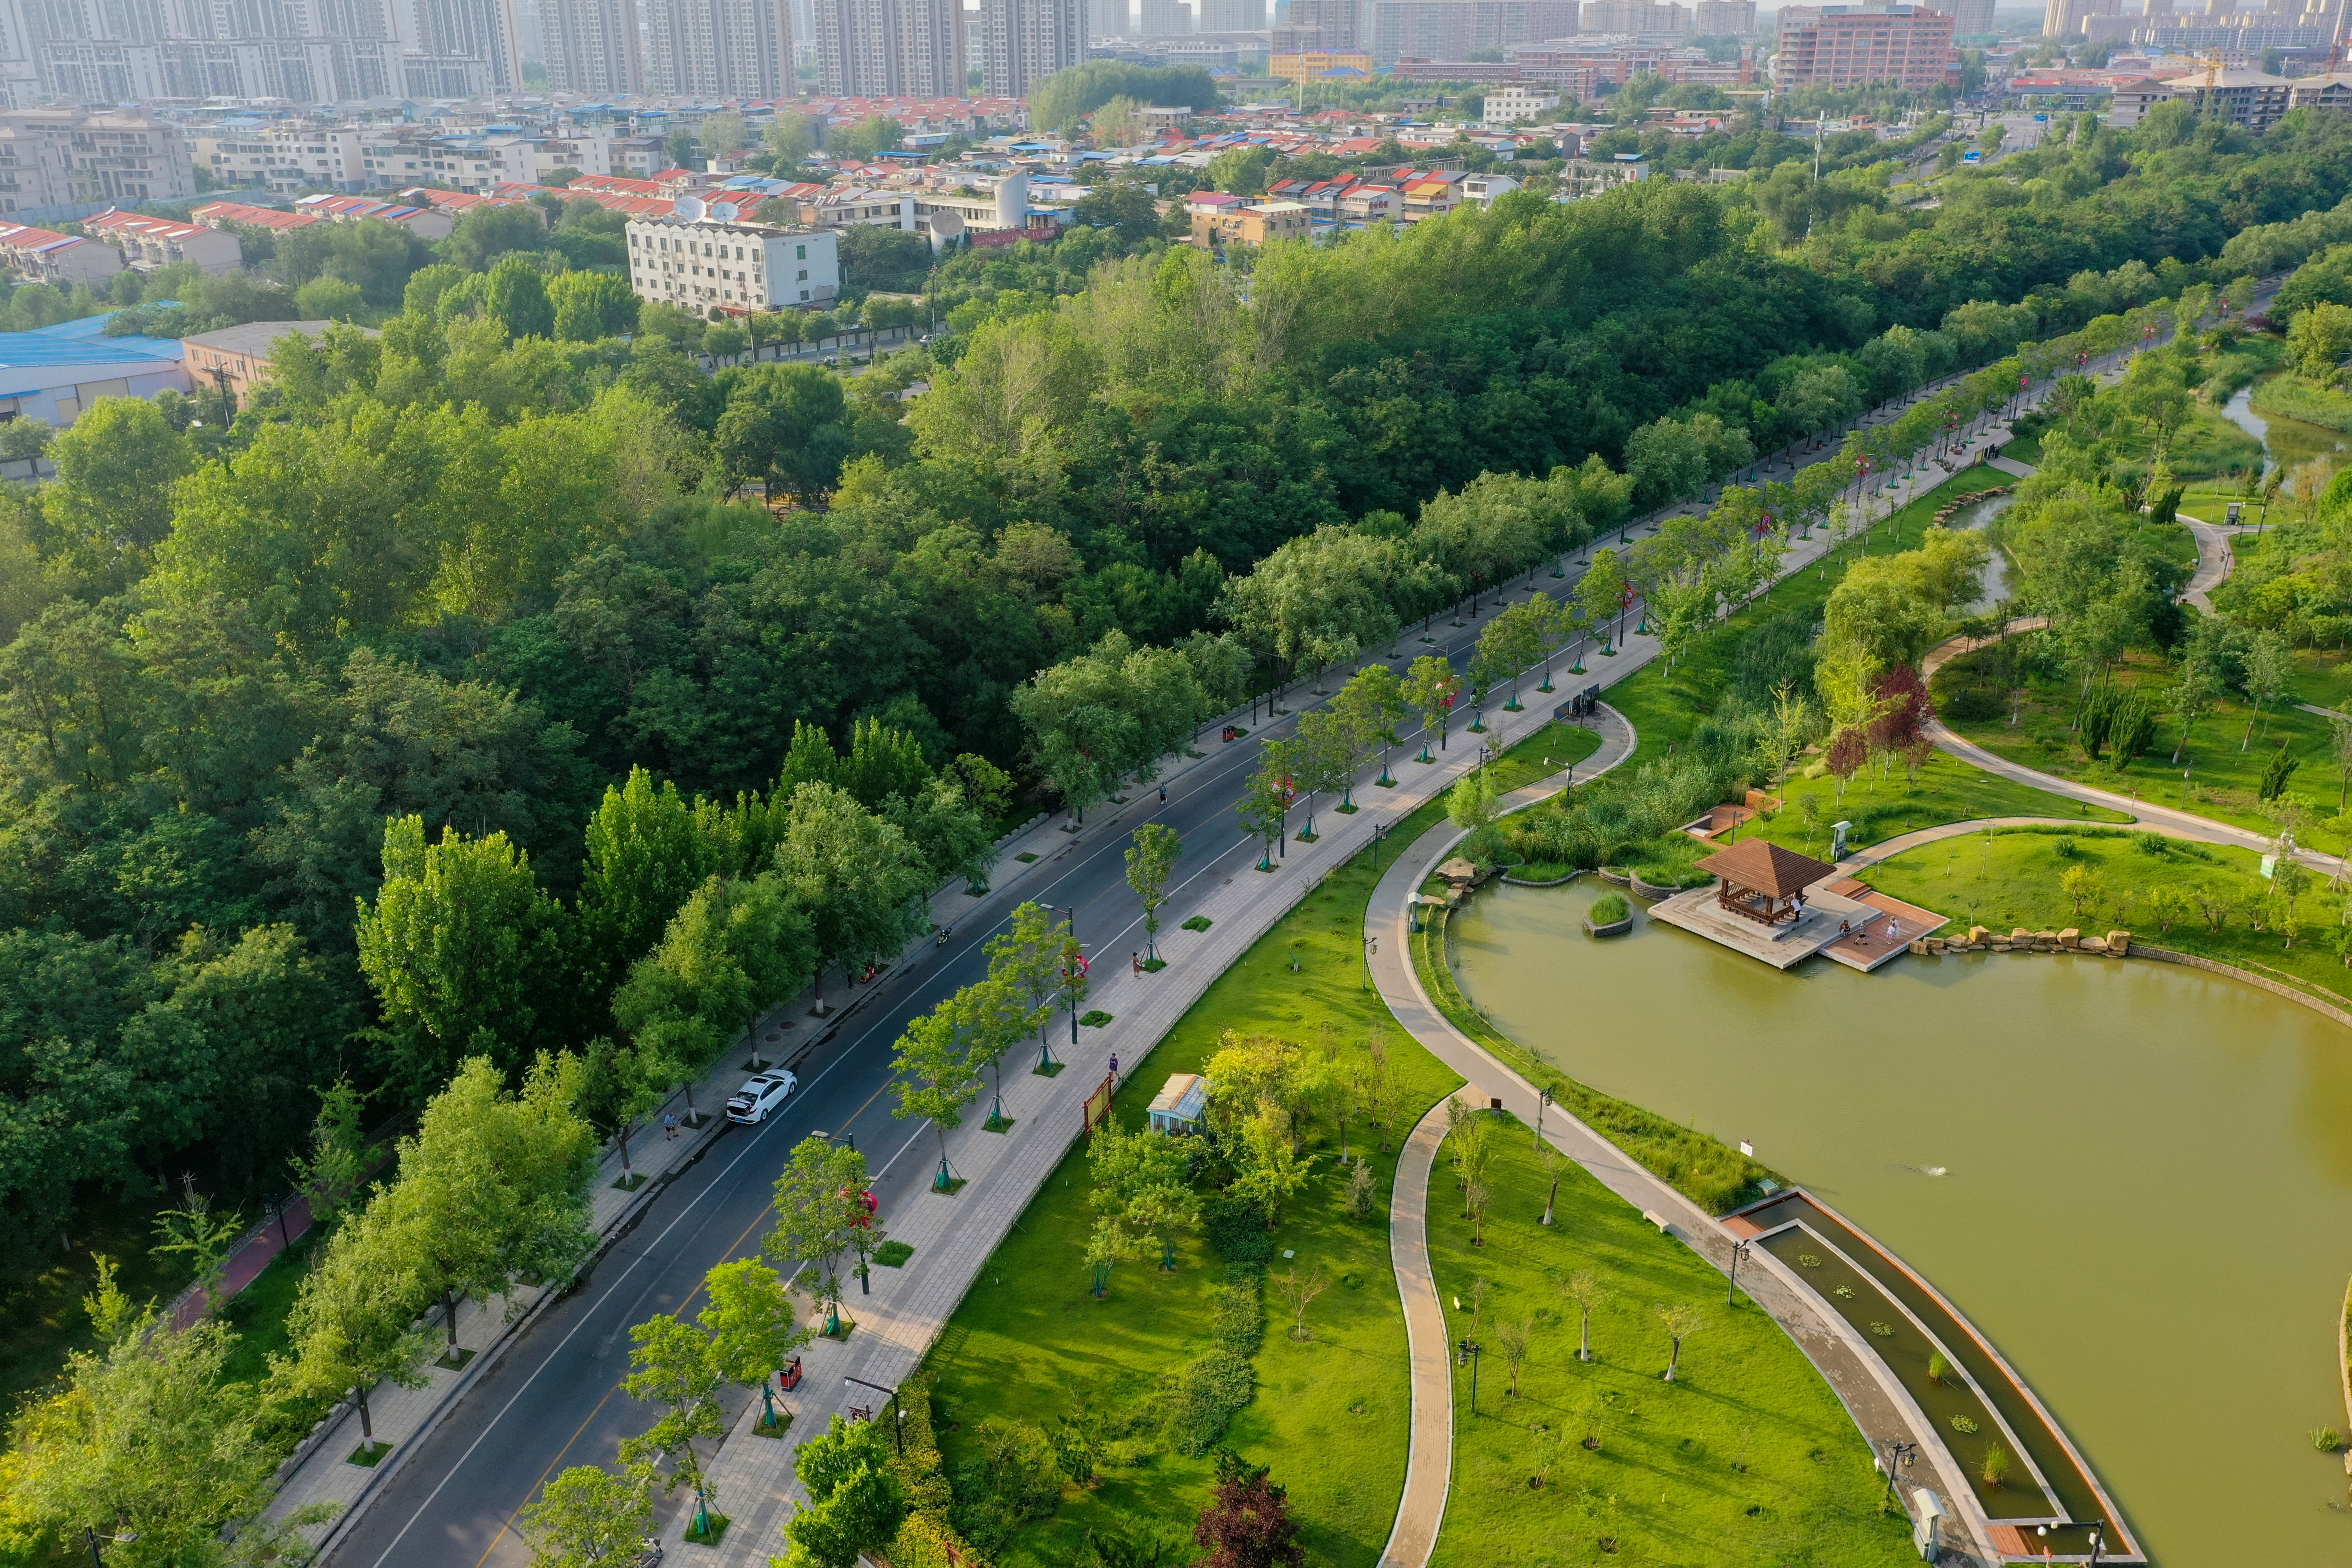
765;1031;783;1041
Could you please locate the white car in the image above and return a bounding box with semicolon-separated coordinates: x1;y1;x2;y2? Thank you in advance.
726;1071;799;1124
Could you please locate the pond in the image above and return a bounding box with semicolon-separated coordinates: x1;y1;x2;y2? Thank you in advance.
1944;490;2018;608
1448;876;2352;1566
2223;383;2349;481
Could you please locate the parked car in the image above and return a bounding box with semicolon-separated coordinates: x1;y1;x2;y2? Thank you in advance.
726;1071;800;1124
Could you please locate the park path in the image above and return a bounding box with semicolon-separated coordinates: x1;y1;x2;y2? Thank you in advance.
1364;706;1992;1568
1376;1100;1454;1568
1916;622;2346;879
2179;516;2261;613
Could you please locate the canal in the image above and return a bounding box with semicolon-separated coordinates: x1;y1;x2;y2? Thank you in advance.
1449;875;2352;1565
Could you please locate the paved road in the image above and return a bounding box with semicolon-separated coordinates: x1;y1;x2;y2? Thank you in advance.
324;348;2073;1568
325;587;1579;1568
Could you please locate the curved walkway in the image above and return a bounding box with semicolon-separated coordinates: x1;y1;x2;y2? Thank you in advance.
1917;624;2346;878
2180;516;2261;613
1367;706;1991;1568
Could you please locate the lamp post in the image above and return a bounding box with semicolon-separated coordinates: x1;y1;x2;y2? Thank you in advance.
1458;1338;1481;1416
1726;1239;1751;1307
1877;1438;1917;1513
1043;903;1081;1060
1361;934;1376;992
1533;1087;1550;1150
83;1527;135;1567
1370;820;1387;870
843;1375;904;1456
2086;1526;2105;1568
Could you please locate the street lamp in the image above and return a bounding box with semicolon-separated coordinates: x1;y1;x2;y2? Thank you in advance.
1361;934;1376;991
843;1375;904;1455
1042;904;1081;1063
1533;1087;1550;1149
83;1527;136;1567
1726;1239;1752;1308
1458;1338;1482;1415
2086;1527;2105;1568
1877;1439;1917;1513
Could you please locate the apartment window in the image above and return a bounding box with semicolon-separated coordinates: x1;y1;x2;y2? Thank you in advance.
796;243;806;259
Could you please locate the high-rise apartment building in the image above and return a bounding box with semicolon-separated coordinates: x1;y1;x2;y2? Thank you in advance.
1691;0;1755;32
1773;1;1952;87
542;0;643;92
1272;0;1356;51
411;0;524;88
1093;0;1135;34
0;110;192;217
1371;0;1580;63
1577;0;1688;33
650;0;797;95
815;0;962;94
1946;0;1993;33
982;0;1081;95
1140;0;1191;34
1198;0;1262;28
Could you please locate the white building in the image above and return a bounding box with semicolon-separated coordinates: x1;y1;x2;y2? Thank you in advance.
0;112;193;220
84;209;243;273
1485;85;1561;121
196;127;371;195
626;212;842;316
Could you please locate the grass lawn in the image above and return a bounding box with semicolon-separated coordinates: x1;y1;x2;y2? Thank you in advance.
1742;749;2130;859
1605;467;2016;768
1862;824;2352;1006
2250;370;2352;435
219;1230;321;1385
1426;1120;1917;1568
923;722;1601;1567
1939;638;2352;840
0;1187;200;1406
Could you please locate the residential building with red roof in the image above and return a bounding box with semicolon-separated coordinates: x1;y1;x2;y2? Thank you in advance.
84;210;242;274
0;224;119;287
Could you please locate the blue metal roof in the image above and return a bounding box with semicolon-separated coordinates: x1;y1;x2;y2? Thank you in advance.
0;312;184;398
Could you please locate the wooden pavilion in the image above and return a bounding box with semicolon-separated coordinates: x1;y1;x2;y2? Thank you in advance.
1693;838;1837;927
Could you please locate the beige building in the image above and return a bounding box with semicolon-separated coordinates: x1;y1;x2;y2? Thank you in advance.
196;127;370;195
0;223;119;286
1191;198;1311;245
184;321;371;407
0;112;193;220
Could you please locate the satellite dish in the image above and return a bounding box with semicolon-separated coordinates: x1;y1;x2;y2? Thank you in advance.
672;196;705;221
708;200;738;220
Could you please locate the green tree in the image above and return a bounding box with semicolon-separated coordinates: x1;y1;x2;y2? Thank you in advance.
1577;547;1629;649
699;1258;811;1432
439;203;550;272
274;1199;433;1443
1332;662;1407;788
1124;823;1182;965
520;1463;658;1568
766;1135;873;1336
289;1078;371;1229
892;994;983;1189
1229;1099;1314;1227
573;1035;663;1179
1216;524;1411;691
985;901;1071;1071
548;270;640;341
773;782;933;1007
487;256;556;340
373;1054;598;1356
1087;1117;1199;1271
40;394;196;590
2288;300;2352;385
355;815;571;1100
618;1314;729;1539
780;1414;909;1568
579;765;724;998
1289;707;1354;840
714;361;850;503
4;1260;330;1568
612;873;815;1112
1400;655;1461;762
1239;739;1294;871
765;113;819;163
1011;631;1209;825
960;974;1031;1130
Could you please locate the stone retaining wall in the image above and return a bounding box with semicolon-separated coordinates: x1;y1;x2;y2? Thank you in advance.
1910;925;2132;957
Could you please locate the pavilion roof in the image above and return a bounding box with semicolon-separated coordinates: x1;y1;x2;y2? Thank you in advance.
1694;838;1837;899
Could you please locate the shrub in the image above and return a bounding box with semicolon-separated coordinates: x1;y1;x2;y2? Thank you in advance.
1159;1349;1256;1456
2314;1426;2345;1453
1588;891;1630;925
1926;1351;1951;1384
946;1419;1062;1554
1981;1440;2011;1487
2052;836;2076;859
2133;830;2170;856
1204;1197;1273;1268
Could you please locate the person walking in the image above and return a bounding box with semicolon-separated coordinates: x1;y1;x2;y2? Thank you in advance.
1131;951;1141;975
664;1110;679;1141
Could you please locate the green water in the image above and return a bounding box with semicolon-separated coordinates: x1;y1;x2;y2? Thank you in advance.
1449;878;2352;1565
2224;383;2349;481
